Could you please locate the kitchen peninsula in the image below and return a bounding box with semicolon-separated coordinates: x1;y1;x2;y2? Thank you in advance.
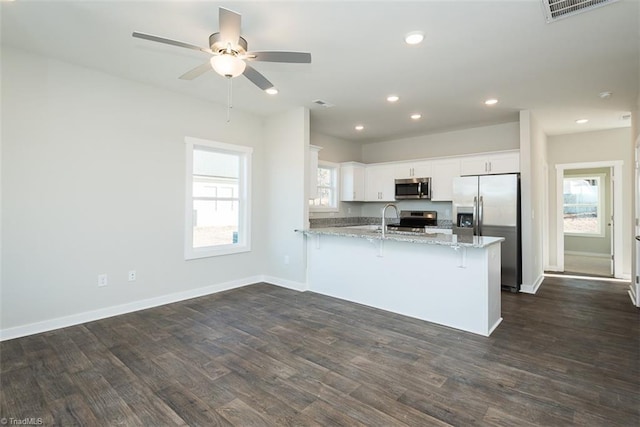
299;226;504;336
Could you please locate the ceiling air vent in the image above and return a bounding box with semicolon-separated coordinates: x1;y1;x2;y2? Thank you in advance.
542;0;619;23
312;99;335;108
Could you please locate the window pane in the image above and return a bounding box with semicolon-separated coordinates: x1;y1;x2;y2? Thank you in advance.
318;167;332;187
193;200;239;247
193;177;238;198
193;149;239;178
563;177;600;234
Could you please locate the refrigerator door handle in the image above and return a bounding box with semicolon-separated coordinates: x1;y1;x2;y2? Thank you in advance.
478;196;484;236
473;196;478;235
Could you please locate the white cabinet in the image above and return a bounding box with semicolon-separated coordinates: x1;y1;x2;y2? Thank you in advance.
460;151;519;176
365;164;395;201
340;162;366;201
308;145;322;199
394;160;432;179
430;158;461;201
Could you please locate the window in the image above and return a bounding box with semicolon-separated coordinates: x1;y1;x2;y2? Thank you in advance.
185;137;252;259
563;175;604;236
309;161;339;212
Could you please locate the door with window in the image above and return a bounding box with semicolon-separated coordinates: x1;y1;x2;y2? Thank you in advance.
562;169;612;276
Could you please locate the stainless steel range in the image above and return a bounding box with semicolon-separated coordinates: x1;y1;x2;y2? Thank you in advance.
386;210;437;233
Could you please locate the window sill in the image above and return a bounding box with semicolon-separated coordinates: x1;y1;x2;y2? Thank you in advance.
185;244;251;260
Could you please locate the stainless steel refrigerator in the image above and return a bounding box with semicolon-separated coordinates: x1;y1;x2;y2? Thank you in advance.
452;174;521;292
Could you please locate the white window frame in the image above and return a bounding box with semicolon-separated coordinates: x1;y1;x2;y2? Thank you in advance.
185;137;252;260
309;160;340;213
562;174;605;237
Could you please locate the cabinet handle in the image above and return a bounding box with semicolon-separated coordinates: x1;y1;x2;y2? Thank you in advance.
488;162;492;172
485;162;488;172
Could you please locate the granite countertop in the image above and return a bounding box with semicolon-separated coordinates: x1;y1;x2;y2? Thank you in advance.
298;226;504;249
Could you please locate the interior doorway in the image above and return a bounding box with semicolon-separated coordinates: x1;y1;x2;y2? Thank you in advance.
555;161;623;279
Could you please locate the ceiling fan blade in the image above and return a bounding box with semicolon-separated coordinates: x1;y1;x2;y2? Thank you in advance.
242;64;274;91
132;32;212;54
219;7;241;45
246;51;312;63
179;61;213;80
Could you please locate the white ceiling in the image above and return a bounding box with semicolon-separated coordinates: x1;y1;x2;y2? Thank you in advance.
2;0;638;143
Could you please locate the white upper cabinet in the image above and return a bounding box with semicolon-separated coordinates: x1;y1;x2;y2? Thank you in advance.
394;160;432;179
340;162;366;201
430;158;461;201
460;151;520;176
308;145;322;199
365;164;395;201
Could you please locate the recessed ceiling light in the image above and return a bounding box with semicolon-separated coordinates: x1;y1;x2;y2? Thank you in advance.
404;31;425;45
355;125;364;131
484;98;498;106
410;113;422;120
599;91;612;99
576;119;589;124
387;95;399;103
265;88;278;95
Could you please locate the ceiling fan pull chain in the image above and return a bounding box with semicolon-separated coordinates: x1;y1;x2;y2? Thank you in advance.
227;76;232;123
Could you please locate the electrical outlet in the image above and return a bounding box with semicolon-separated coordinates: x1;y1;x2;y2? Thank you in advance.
128;270;136;282
284;255;290;265
98;274;108;287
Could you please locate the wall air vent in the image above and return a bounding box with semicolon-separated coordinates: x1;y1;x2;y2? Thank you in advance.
542;0;619;23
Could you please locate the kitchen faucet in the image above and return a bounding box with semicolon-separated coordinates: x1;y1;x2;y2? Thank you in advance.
381;203;399;238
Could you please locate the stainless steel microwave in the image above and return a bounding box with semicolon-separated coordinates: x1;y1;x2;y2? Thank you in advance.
395;177;431;200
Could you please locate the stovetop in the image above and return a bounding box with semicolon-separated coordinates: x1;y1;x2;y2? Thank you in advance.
387;210;438;233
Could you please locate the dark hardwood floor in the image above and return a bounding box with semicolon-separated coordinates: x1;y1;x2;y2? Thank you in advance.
1;276;638;426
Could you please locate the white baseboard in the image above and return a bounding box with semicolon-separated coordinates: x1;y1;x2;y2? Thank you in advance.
262;275;309;292
628;284;638;307
544;265;561;272
564;251;610;258
0;275;264;342
520;274;544;294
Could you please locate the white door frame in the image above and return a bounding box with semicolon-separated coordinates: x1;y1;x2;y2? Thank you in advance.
555;161;623;278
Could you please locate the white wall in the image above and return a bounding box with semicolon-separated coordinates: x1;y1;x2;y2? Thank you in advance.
520;111;547;293
1;49;269;335
310;131;363;163
547;127;633;278
361;122;519;163
263;107;309;289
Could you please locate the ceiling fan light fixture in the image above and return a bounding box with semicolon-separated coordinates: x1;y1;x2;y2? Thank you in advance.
484;98;498;106
265;87;278;95
210;54;246;78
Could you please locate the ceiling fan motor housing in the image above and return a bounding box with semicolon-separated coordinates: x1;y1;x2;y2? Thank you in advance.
209;32;248;55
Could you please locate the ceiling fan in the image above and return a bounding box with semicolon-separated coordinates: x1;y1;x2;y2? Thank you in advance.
132;7;312;94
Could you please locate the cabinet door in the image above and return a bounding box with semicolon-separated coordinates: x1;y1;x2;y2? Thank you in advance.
431;159;461;201
365;165;395;201
412;161;432;178
394;163;415;179
340;163;366;201
393;161;432;179
487;152;520;174
460;155;488;176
